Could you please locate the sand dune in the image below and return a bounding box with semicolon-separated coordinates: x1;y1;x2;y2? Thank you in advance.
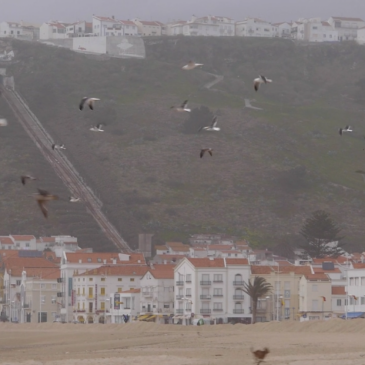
1;320;365;365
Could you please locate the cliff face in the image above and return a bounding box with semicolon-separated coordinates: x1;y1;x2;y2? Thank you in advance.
2;37;365;250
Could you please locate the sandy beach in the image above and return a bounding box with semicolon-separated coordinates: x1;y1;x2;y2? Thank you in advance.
1;319;365;365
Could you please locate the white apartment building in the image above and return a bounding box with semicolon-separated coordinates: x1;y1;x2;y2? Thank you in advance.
60;251;146;323
108;289;140;323
166;21;186;36
0;22;23;38
72;264;148;324
40;22;69;40
296;19;338;42
174;257;251;324
139;264;175;323
346;264;365;315
92;15;138;37
328;16;365;41
65;21;92;37
299;273;332;321
235;18;276;38
181;15;235;37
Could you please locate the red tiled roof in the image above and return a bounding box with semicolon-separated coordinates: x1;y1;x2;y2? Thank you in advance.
76;265;148;277
0;237;14;244
40;237;56;243
321;21;331;26
12;267;60;279
331;16;364;22
138;20;162;26
155;245;168;251
11;235;35;241
312;256;350;264
4;257;58;275
352;263;365;269
187;257;248;268
64;252;146;265
251;265;311;275
121;20;137;26
0;250;19;259
93;15;117;22
208;244;234;250
155;254;186;261
304;273;330;281
332;286;346;295
147;264;175;279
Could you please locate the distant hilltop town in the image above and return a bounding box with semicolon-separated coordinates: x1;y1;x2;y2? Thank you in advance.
1;14;365;44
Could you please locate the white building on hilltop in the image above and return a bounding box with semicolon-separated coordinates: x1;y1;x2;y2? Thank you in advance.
328;16;365;41
40;22;69;40
181;15;235;37
174;257;251;325
235;18;276;38
0;22;23;38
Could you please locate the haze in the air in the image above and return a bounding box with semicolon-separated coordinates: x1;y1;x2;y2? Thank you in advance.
0;0;364;23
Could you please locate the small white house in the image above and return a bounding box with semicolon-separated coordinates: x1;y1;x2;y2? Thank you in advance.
357;27;365;44
108;289;140;324
40;22;69;40
273;22;292;38
0;22;23;38
235;18;276;38
328;16;365;41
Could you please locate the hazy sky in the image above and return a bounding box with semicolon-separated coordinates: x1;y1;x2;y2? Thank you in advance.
1;0;365;24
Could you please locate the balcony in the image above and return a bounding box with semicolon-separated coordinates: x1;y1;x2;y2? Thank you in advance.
185;308;192;312
176;281;184;286
142;291;153;297
213;308;223;312
233;309;244;314
200;295;211;299
87;296;94;299
233;295;245;300
200;281;211;285
176;309;184;314
23;304;30;309
213;294;223;297
185;294;192;297
233;281;245;285
213;280;223;283
176;295;184;300
186;279;192;283
200;309;211;314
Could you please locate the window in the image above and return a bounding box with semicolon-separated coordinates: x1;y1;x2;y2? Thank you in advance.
164;304;169;308
355;277;359;286
89;278;93;281
312;284;318;292
130;278;134;282
101;287;105;295
312;26;318;30
41;283;46;289
77;288;80;295
213;288;223;296
82;302;85;310
88;287;93;297
349;277;354;285
312;300;319;311
284;281;290;290
100;302;105;310
41;295;46;304
284;308;290;318
118;288;122;293
101;278;105;281
284;290;290;298
82;288;85;295
186;274;191;282
362;297;365;305
337;299;342;306
186;288;191;296
284;299;290;308
78;302;80;310
118;278;122;281
213;274;223;282
51;295;56;303
52;284;57;289
87;258;91;262
125;298;131;309
16;280;21;286
213;302;223;311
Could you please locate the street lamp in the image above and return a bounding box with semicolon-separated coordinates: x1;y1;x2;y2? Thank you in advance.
104;298;110;324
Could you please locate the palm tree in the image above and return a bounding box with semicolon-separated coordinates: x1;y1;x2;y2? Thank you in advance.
242;276;272;324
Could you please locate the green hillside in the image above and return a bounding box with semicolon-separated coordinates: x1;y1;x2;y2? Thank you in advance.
4;37;365;251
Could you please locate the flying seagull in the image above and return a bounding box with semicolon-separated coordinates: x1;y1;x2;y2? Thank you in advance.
0;119;8;126
182;61;203;70
69;196;80;202
339;125;353;136
90;124;104;132
79;97;100;111
171;100;191;112
52;143;66;150
198;116;220;132
21;175;37;185
253;75;272;92
200;148;213;158
34;189;59;218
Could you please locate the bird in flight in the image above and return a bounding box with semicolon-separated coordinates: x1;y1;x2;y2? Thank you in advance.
182;61;203;70
339;125;352;135
171;100;191;112
0;119;8;126
21;175;37;185
69;196;80;202
198;116;220;132
253;75;272;92
79;97;100;111
52;144;66;150
33;189;59;218
200;148;213;158
90;124;104;132
250;347;270;365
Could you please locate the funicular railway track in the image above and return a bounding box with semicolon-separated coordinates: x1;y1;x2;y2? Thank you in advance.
2;87;132;253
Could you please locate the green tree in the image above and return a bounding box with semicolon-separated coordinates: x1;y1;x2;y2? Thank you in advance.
242;276;272;324
299;210;345;258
